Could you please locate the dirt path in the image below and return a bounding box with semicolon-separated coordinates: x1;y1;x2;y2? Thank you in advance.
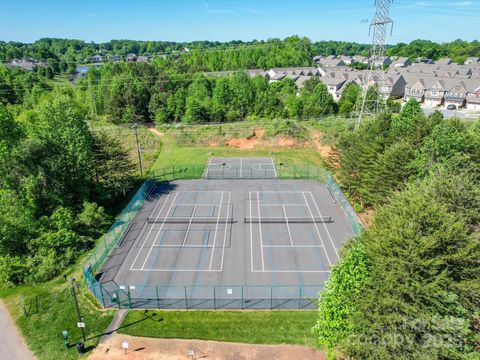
311;131;333;160
0;300;36;360
89;334;326;360
148;127;165;137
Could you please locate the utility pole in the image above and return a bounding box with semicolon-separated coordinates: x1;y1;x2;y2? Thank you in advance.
132;123;143;177
357;0;394;128
70;278;86;343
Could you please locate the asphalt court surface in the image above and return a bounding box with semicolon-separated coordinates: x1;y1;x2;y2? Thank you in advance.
204;157;277;179
100;179;354;300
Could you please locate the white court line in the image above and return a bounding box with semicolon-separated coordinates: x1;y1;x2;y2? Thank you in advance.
140;192;179;270
218;191;231;271
259;204;309;207
249;191;254;272
262;245;324;248
204;157;213;178
257;192;265;271
271;157;278;178
282;205;294;247
130;192;172;270
182;204;197;247
308;191;340;260
208;191;224;270
302;192;333;267
132;269;222;272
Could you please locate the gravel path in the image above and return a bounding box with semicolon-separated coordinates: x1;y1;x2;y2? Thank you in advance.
0;300;35;360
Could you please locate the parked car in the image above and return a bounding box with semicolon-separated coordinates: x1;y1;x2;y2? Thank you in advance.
447;104;457;110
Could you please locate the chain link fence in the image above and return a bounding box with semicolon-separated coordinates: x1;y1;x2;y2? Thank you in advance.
84;161;363;309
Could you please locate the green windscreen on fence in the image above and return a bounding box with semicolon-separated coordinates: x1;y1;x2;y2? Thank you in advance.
84;180;156;275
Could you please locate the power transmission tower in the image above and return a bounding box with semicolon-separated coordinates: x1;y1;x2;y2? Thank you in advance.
357;0;394;128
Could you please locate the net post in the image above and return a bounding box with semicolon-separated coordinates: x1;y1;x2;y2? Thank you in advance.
184;286;188;310
156;286;160;309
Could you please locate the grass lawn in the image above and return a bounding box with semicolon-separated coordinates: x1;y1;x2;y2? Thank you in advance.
118;310;319;347
0;264;116;360
151;126;325;175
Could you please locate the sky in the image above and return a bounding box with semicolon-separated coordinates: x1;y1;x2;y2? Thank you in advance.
0;0;479;44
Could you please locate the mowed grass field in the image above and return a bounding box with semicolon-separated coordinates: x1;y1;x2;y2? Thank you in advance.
118;310;319;347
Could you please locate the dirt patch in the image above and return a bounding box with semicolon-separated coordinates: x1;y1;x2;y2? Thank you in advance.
254;128;265;138
358;209;375;227
148;127;165;137
227;137;259;149
208;140;219;147
312;131;333;160
278;138;296;147
89;334;326;360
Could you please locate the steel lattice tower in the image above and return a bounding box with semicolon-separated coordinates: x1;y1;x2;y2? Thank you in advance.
357;0;394;127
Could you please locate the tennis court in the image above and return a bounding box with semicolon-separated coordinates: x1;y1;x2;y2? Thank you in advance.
97;159;354;309
204;157;277;179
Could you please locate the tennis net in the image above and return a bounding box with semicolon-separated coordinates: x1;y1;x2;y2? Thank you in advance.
148;216;234;224
244;216;332;223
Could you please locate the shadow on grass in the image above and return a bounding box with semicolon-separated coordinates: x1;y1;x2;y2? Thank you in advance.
86;310;163;341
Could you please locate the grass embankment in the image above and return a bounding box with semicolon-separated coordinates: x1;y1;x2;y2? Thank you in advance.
119;310;318;347
0;264;115;360
152;121;325;173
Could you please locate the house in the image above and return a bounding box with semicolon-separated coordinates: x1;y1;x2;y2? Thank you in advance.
379;75;407;97
370;56;392;67
125;53;137;61
10;59;37;71
352;55;369;64
91;54;103;63
75;66;90;76
444;83;468;108
338;55;353;65
247;69;266;77
316;57;346;67
436;58;453;65
404;78;428;103
466;85;480;111
137;55;149;63
108;55;121;62
464;57;480;65
424;79;448;107
295;75;313;90
392;57;412;68
321;74;347;100
417;59;434;65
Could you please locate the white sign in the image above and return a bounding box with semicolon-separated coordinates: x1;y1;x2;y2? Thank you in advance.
227;289;233;295
122;340;129;349
129;286;136;290
77;322;85;328
188;350;195;356
119;285;126;290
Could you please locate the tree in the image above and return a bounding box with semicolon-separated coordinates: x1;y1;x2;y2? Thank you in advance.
338;83;360;116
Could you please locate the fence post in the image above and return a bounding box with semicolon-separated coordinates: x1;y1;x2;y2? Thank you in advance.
184;286;188;310
298;286;302;310
103;237;108;253
241;286;244;310
307;165;310;179
156;286;160;309
172;165;175;180
127;288;132;309
213;286;216;310
117;290;121;309
270;286;273;310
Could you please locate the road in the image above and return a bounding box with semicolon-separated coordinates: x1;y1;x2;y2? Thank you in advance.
0;300;35;360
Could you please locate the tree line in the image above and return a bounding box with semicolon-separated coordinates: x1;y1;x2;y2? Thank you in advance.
0;87;136;284
315;100;480;359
